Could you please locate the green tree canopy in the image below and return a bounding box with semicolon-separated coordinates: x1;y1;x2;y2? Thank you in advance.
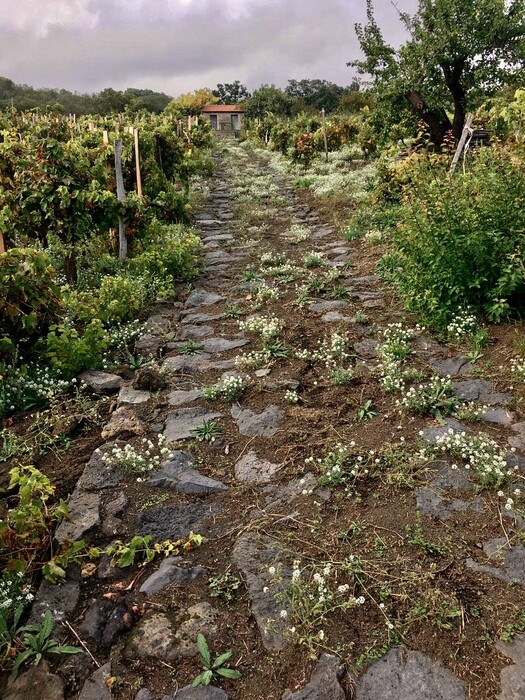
349;0;525;145
243;85;294;120
285;78;360;113
213;81;251;105
164;88;218;116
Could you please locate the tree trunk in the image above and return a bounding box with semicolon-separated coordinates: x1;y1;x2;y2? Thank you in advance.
64;253;78;285
442;60;467;141
404;90;452;147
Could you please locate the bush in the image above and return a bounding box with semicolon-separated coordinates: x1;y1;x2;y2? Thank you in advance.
0;249;61;357
46;319;109;378
381;144;525;328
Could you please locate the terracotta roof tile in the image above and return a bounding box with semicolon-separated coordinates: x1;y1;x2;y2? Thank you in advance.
202;104;244;113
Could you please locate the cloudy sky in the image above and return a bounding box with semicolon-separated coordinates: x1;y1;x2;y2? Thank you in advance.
0;0;418;96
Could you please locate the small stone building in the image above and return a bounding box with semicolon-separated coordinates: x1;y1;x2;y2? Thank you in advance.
202;105;244;136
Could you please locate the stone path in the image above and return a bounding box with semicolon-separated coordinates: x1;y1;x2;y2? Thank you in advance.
13;143;525;700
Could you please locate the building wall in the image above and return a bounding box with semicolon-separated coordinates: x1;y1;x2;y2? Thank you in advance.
206;112;243;133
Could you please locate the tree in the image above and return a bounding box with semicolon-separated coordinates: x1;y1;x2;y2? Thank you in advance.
164;88;218;116
213;81;251;105
94;87;131;115
285;79;360;113
349;0;525;146
243;85;294;120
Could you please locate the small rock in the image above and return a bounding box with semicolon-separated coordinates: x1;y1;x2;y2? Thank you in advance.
169;687;229;699
482;408;515;425
453;379;513;406
282;654;348;700
101;406;145;440
148;452;228;494
132;367;167;392
79;371;123;393
139;503;219;540
135;334;163;358
55;489;100;544
78;663;112;700
185;291;225;308
420;418;470;445
308;300;348;313
175;602;219;658
255;368;272;377
182;312;223;324
101;515;124;537
496;633;525;700
139;557;208;595
162;355;235;374
200;336;249;354
231;404;283;437
105;492;128;517
28;577;80;625
430;355;472;377
235;451;283;484
178;324;215;340
117;385;151;406
124;613;177;662
320;311;345;323
163;407;223;441
168;389;203;407
77;443;122;491
135;691;154;700
363;298;385;309
4;660;65;700
80;599;133;650
354;339;377;358
353;647;467;699
466;539;525;585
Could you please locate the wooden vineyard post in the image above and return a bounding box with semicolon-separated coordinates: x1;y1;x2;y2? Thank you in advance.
102;130;109;145
0;232;5;254
113;139;127;261
134;128;142;197
450;113;474;175
321;108;328;163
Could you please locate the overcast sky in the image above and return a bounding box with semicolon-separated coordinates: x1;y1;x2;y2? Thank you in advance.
0;0;418;96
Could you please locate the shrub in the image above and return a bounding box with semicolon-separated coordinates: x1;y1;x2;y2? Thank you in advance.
382;144;525;328
130;220;202;282
46;318;109;378
0;249;61;357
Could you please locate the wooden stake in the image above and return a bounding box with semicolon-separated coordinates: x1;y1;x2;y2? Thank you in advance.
102;130;109;145
0;232;5;254
450;113;474;175
321;108;328;163
134;128;142;197
114;139;127;261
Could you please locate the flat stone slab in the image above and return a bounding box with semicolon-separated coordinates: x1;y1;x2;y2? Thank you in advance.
78;664;112;700
262;473;329;509
232;533;291;651
205;250;235;263
421;418;470;445
320;311;346;323
200;336;249;354
28;576;80;625
482;407;515;425
182;312;224;324
235;451;283;484
4;662;65;700
101;406;146;440
148;451;228;494
185;291;225;308
282;654;347;700
354;647;467;699
139;503;219;540
308;300;348;313
430;355;472;377
117;385;150;406
168;389;202;407
79;370;123;393
202;234;234;242
164;407;223;441
509;422;525;451
77;443;122;491
231;404;283;437
496;633;525;700
124;613;177;662
416;487;485;520
453;379;514;406
466;539;525;585
162;354;235;374
55;489;100;544
355;339;378;358
139;557;208;595
177;324;215;340
167;686;229;700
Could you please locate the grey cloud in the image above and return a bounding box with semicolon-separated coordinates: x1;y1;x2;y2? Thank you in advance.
0;0;418;95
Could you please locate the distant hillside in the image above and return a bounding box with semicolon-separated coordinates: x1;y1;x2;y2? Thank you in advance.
0;77;172;115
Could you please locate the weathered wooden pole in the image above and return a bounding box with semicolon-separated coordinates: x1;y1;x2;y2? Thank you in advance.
450;113;474;175
321;108;328;163
113;139;127;261
134;128;143;197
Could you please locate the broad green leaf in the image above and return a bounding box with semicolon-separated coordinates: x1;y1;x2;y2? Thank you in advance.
197;633;211;667
216;667;242;680
212;650;232;669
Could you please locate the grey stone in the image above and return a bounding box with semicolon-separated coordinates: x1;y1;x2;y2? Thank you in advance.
79;371;123;393
101;515;124;537
80;599;132;650
139;557;208;595
78;664;112;700
282;654;347;700
308;300;348;313
124;613;177;661
177;324;215;340
28;577;80;625
363;298;385;309
416;487;485;520
202;234;234;242
354;339;377;358
453;379;514;406
326;246;349;256
430;355;472;377
496;633;525;700
135;333;163;358
162;354;235;374
262;473;329;509
139;503;219;540
132;367;167;392
509;422;525;451
4;660;65;700
145;314;175;334
117;385;151;406
466;539;525;585
77;443;122;491
354;647;467;699
421;418;470;445
170;686;229;699
106;492;128;516
483;408;515;425
235;451;283;484
148;451;228;494
174;602;219;658
168;389;203;407
135;691;154;700
232;533;291;651
164;407;223;441
182;312;223;324
255;368;272;377
205;250;235;263
321;311;345;323
231;404;283;437
55;489;100;544
200;336;249;354
185;291;225;308
350;275;379;286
